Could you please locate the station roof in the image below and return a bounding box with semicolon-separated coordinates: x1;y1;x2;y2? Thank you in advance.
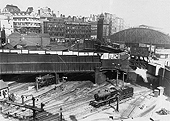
109;28;170;48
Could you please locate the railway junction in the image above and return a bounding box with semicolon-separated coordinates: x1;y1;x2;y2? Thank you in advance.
0;27;170;121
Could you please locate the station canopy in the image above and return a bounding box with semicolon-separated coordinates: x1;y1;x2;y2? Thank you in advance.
109;28;170;48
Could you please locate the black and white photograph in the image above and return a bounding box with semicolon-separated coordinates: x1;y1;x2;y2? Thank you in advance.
0;0;170;120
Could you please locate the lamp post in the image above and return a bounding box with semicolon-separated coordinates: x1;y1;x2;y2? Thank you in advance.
116;69;119;86
122;72;126;89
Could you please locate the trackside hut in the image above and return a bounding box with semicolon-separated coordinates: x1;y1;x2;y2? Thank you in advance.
0;80;9;100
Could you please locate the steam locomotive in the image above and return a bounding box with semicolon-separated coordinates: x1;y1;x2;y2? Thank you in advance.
89;86;134;108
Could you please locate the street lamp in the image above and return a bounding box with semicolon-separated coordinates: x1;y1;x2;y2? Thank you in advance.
122;72;126;89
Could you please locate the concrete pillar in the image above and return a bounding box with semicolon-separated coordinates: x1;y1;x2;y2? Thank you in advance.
55;73;60;84
35;77;40;91
95;67;106;85
157;86;164;96
127;71;137;84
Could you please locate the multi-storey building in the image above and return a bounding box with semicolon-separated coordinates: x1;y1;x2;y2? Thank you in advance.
102;13;118;40
12;12;41;34
89;21;97;39
2;4;20;14
2;5;41;34
38;7;55;21
65;21;91;40
115;17;125;32
43;17;65;44
0;14;14;36
43;16;91;44
87;13;126;41
65;16;91;41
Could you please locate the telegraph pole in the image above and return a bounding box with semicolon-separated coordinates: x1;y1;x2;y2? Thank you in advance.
32;97;36;121
116;94;119;112
60;107;63;121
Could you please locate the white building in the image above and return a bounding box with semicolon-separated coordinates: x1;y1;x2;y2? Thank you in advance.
12;12;41;34
2;5;41;34
0;80;9;100
0;14;14;36
115;17;125;32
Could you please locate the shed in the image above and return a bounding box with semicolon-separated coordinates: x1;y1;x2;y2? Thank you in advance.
0;80;9;100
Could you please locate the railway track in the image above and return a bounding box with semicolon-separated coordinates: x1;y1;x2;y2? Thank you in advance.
4;81;152;121
121;90;152;119
43;83;110;111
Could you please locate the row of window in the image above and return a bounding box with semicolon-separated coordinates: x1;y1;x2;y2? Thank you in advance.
48;32;91;36
49;33;90;38
65;26;91;30
46;24;90;30
65;35;90;38
47;28;64;32
14;28;41;34
46;29;90;33
49;33;64;36
47;24;65;28
14;22;40;26
50;38;66;43
14;18;40;21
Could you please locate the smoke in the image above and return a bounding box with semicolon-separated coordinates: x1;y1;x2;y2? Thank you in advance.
134;67;148;83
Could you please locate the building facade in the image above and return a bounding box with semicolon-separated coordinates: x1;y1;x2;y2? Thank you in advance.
43;18;65;44
0;14;14;36
90;21;97;39
12;12;41;34
43;16;91;44
65;21;91;40
87;13;126;41
38;7;55;20
0;79;9;100
102;13;125;40
2;5;41;34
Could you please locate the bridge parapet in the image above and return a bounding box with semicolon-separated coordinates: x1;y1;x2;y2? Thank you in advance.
0;53;101;74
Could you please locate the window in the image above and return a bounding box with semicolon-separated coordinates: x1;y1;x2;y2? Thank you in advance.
54;33;58;36
50;38;55;42
66;35;69;38
49;33;52;36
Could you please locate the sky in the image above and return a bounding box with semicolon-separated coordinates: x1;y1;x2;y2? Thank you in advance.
1;0;170;34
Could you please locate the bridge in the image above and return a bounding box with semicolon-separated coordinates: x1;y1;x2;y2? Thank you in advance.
0;51;101;74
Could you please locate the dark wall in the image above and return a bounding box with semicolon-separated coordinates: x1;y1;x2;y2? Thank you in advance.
0;53;101;74
147;64;156;75
158;68;170;97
